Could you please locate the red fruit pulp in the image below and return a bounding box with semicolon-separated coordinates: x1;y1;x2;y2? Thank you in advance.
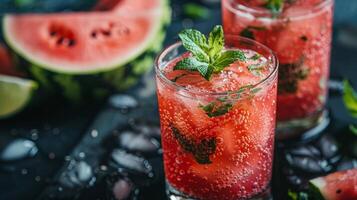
0;44;23;77
156;49;277;200
311;169;357;200
222;0;333;121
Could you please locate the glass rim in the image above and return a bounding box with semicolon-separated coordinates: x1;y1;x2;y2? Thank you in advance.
223;0;333;21
154;36;279;97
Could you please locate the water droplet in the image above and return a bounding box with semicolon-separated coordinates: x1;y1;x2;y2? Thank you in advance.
49;152;56;160
100;165;108;171
35;176;41;182
109;94;138;110
91;129;99;138
0;138;38;162
21;168;28;175
78;152;86;159
30;129;39;140
64;155;71;161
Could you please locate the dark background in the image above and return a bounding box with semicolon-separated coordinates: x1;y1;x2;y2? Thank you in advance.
0;0;357;199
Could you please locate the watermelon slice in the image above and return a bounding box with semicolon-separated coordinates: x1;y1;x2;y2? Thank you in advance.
2;0;170;101
309;169;357;200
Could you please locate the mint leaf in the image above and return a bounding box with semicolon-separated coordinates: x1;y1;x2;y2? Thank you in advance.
179;29;210;63
174;25;246;80
183;3;210;20
265;0;284;15
171;125;216;164
288;190;309;200
240;26;267;40
248;64;265;76
278;57;309;94
212;50;246;72
174;57;208;71
208;25;224;60
350;125;357;135
199;101;233;118
197;64;213;81
343;80;357;118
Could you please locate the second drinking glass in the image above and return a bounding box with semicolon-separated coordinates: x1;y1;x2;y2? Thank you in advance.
222;0;334;139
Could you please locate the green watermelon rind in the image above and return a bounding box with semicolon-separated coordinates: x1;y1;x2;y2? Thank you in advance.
2;0;169;75
309;178;328;200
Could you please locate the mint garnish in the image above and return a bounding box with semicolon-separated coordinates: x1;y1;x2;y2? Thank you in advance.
199;101;233;118
240;26;266;40
343;80;357;118
171;125;216;164
343;80;357;135
183;3;210;20
174;25;246;80
278;57;309;94
265;0;284;16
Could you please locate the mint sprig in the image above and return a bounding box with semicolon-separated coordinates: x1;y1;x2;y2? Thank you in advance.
174;25;246;80
199;101;233;118
265;0;284;16
171;125;216;164
343;80;357;118
343;80;357;135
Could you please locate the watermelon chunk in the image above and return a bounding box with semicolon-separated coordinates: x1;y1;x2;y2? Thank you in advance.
2;0;171;101
309;169;357;200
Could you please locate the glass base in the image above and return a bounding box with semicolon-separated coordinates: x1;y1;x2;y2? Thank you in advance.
276;109;330;141
166;181;272;200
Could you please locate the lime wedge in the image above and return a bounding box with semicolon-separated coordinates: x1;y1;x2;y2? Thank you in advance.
0;75;38;119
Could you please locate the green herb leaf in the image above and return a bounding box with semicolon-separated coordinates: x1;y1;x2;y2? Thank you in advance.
343;80;357;118
251;53;262;60
199;101;233;118
350;125;357;135
197;64;214;81
212;50;246;72
208;25;224;60
179;29;210;62
278;57;309;94
248;64;265;76
265;0;284;16
240;26;267;40
288;190;309;200
171;125;216;164
174;25;246;80
174;57;209;71
183;3;210;20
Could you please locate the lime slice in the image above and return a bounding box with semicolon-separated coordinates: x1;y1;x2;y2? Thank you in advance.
0;74;38;119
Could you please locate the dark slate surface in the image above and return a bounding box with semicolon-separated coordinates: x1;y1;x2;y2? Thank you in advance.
0;0;357;200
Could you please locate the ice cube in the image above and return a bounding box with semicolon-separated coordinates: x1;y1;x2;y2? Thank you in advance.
119;131;160;153
109;94;138;110
59;160;95;188
0;138;38;162
110;149;152;174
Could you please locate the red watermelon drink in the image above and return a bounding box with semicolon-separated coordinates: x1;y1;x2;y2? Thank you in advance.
222;0;334;139
155;26;278;200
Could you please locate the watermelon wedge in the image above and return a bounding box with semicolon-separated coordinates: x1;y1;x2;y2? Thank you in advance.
309;169;357;200
3;0;170;101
